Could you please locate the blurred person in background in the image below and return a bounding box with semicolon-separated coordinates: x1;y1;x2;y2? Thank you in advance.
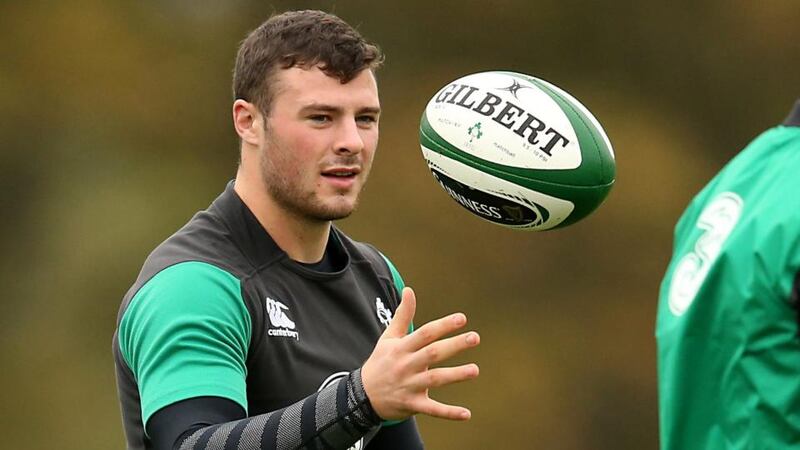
657;99;800;448
113;10;480;450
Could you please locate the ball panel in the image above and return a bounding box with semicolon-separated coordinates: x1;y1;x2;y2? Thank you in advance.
421;120;614;229
423;71;583;171
420;111;613;189
518;74;616;186
422;146;575;230
527;75;615;160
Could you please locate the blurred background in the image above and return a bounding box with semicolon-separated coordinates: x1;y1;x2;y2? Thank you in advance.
2;1;799;448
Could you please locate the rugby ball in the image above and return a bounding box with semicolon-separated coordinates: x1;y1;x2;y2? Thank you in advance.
419;71;615;231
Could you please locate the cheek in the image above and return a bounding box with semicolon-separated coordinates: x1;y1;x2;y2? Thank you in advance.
362;130;379;160
269;126;317;169
287;130;317;153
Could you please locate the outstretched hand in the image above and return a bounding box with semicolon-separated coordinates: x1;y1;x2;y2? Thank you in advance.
361;287;480;421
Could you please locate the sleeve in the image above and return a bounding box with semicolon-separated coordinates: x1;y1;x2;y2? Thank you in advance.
117;261;251;430
147;397;246;450
379;252;405;296
171;369;380;449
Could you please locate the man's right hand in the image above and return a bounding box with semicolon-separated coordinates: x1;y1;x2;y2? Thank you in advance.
360;287;481;421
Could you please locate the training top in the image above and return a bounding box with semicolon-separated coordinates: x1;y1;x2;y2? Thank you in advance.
657;100;800;449
113;182;408;449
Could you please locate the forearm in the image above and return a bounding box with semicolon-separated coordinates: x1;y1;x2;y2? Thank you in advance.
161;369;380;450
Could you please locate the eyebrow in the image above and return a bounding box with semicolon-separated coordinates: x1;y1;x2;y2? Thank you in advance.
299;103;381;115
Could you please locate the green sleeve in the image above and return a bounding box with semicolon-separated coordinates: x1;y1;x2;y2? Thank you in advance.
118;261;251;429
378;252;410;334
379;252;406;297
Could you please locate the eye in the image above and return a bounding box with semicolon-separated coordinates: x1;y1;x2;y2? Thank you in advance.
308;114;331;124
357;115;378;126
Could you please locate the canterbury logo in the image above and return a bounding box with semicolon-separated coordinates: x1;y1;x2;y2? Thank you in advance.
266;297;299;340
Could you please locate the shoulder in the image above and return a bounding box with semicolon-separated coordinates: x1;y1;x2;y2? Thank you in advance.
333;228;405;297
127;261;244;310
142;210;251;281
117;261;252;383
116;261;252;426
117;208;255;319
337;230;402;278
119;262;250;349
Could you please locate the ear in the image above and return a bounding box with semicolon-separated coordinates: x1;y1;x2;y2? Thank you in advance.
232;99;263;147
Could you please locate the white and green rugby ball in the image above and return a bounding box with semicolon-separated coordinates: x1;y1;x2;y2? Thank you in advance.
420;71;615;230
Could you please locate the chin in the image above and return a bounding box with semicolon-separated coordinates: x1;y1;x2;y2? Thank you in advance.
323;205;357;221
308;209;354;222
307;199;358;222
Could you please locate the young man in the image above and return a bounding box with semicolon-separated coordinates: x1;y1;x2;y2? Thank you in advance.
657;99;800;449
113;10;480;450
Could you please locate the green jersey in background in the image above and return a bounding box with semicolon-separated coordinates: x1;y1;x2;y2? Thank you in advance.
657;101;800;449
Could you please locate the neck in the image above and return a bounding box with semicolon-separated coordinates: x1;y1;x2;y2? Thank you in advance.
234;165;330;264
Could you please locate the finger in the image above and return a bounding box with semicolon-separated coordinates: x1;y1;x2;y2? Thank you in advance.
383;286;416;339
402;311;468;351
415;364;480;389
412;398;472;421
411;332;480;368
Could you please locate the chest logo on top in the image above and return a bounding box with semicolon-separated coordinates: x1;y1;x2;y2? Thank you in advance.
375;297;393;328
266;297;299;340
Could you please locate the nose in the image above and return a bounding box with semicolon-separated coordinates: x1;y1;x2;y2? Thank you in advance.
334;118;364;155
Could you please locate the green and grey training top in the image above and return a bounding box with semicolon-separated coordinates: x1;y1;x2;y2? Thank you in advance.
113;182;407;449
657;100;800;449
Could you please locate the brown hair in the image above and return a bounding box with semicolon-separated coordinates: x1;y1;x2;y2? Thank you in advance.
233;10;384;116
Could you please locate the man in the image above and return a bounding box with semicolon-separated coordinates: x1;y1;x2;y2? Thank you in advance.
657;99;800;448
113;10;480;450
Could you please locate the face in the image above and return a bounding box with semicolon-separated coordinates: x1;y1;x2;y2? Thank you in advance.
258;66;380;222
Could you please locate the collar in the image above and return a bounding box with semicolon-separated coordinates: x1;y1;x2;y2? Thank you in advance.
783;99;800;127
209;181;286;268
209;181;348;271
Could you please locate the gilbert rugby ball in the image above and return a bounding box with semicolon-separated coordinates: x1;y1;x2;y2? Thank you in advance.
419;71;615;231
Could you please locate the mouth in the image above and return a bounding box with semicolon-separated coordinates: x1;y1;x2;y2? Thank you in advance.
320;167;361;179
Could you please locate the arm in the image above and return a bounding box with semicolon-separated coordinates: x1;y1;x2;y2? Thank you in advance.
120;262;382;449
149;394;423;450
147;370;380;450
122;264;478;449
149;288;468;450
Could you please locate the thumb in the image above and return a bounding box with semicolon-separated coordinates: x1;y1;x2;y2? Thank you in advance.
383;287;416;339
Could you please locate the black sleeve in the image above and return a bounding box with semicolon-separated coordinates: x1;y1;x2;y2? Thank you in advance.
367;418;424;449
146;368;381;450
147;397;246;450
